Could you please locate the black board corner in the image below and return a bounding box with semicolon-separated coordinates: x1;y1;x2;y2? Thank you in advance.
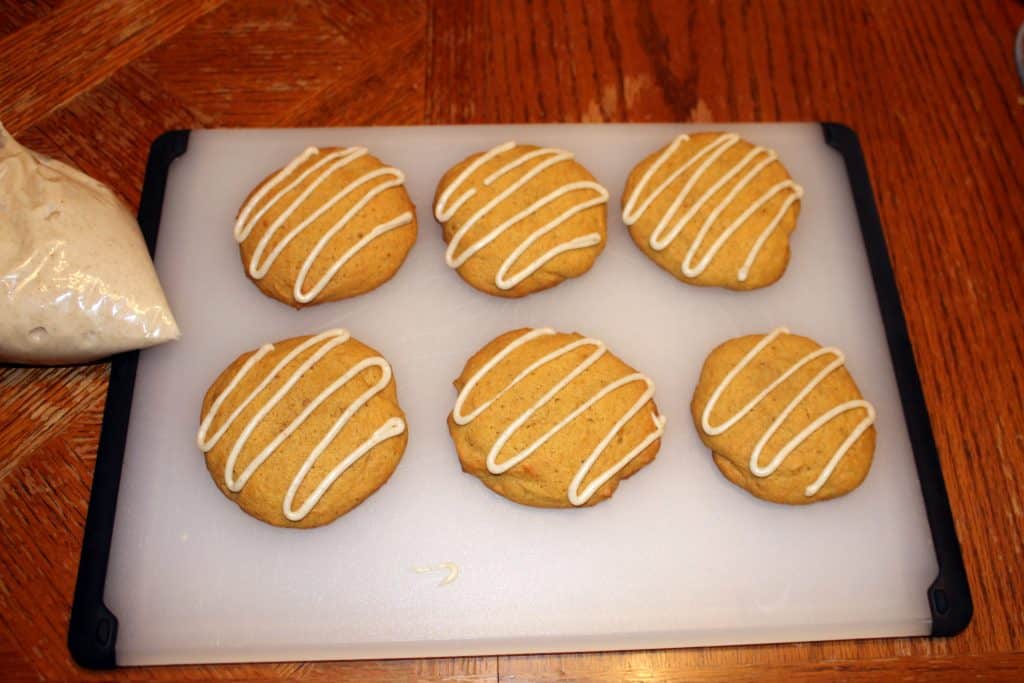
821;120;859;147
67;129;191;669
67;601;118;670
820;123;973;638
152;128;191;155
137;130;191;250
929;571;974;637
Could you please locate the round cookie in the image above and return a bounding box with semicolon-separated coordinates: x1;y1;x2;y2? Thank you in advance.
448;327;666;508
690;328;876;504
197;328;408;528
234;146;417;307
434;142;609;297
622;132;803;290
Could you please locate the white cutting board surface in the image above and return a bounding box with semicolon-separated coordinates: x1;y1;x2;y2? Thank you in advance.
106;123;938;665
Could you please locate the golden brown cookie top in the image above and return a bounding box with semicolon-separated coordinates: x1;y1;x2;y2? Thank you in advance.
449;327;666;507
235;146;417;307
691;328;876;504
197;329;408;528
623;132;803;290
434;142;609;297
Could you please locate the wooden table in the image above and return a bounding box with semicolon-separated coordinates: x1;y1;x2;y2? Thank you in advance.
2;1;1023;680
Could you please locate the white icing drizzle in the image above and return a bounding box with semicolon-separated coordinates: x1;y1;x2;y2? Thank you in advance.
453;328;666;506
622;133;804;282
434;142;608;290
700;328;876;497
197;329;406;522
234;147;414;303
413;562;460;586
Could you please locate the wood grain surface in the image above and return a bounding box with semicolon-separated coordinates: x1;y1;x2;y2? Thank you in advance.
2;0;1023;680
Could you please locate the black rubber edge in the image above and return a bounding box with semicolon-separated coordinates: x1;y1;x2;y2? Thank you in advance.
822;123;972;637
67;130;191;669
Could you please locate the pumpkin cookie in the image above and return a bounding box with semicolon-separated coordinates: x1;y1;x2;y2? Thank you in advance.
234;146;417;307
434;142;609;297
691;328;876;504
197;329;408;528
448;328;666;507
623;132;803;290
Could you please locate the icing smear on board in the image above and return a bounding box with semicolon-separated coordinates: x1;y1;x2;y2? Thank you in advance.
414;563;460;586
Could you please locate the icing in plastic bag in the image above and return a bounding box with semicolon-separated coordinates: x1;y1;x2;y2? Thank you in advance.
0;122;180;365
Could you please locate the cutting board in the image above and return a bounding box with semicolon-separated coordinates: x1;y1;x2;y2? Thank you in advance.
69;123;970;667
